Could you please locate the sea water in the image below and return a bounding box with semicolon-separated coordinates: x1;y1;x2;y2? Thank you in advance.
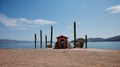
0;42;46;48
0;42;120;50
87;42;120;50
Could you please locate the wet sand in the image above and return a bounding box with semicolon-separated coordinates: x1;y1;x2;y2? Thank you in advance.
0;48;120;67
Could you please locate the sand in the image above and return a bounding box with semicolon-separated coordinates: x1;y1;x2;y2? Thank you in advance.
0;48;120;67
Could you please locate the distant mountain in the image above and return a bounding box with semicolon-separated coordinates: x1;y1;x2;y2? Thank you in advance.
0;39;19;42
71;38;84;43
0;39;54;43
71;35;120;42
0;39;33;43
104;35;120;41
88;35;120;42
1;35;120;43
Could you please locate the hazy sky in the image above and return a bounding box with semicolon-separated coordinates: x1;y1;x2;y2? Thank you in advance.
0;0;120;41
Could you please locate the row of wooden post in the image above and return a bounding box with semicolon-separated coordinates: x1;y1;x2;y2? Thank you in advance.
34;26;53;48
35;22;87;49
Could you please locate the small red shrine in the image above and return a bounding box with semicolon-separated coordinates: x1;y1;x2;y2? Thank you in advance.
55;35;68;49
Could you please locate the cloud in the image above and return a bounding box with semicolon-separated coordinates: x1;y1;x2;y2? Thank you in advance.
0;13;57;30
0;13;19;27
33;19;56;25
106;5;120;14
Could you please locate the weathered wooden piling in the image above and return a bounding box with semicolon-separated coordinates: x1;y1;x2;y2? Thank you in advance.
85;35;87;48
45;35;47;48
74;22;76;48
34;33;37;48
50;26;53;48
40;30;42;48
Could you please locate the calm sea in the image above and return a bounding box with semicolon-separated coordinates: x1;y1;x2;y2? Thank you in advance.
0;42;120;50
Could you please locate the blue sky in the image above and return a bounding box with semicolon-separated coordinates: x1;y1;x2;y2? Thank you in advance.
0;0;120;41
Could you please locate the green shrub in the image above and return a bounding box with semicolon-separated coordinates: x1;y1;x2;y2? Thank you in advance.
47;44;52;48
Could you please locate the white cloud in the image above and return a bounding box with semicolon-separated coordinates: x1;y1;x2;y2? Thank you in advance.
106;5;120;14
33;19;56;25
0;13;57;30
0;13;19;27
17;18;32;24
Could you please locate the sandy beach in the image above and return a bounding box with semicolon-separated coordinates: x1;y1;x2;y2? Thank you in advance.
0;48;120;67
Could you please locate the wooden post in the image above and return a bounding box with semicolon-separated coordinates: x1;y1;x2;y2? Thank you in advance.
34;33;37;48
40;30;42;48
45;35;47;48
74;21;76;48
50;26;53;48
85;35;87;48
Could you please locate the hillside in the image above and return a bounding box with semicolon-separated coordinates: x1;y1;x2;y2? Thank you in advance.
88;35;120;42
71;35;120;42
0;39;33;43
0;39;19;42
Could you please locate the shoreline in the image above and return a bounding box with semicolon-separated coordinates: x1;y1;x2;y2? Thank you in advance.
0;48;120;51
0;48;120;67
